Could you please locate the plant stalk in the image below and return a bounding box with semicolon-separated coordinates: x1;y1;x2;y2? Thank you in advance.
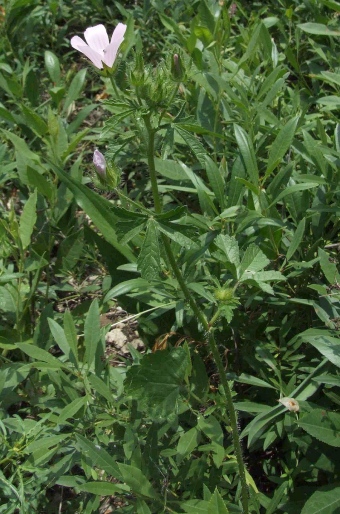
144;114;249;513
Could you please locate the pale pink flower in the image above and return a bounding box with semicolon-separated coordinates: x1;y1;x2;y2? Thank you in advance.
93;149;106;177
71;23;127;69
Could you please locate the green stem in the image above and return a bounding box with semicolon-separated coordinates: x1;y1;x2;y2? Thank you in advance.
109;75;121;99
144;113;249;513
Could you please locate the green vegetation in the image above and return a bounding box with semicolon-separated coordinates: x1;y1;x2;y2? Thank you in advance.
1;0;340;512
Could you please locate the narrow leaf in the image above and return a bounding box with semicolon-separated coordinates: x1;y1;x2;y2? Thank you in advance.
137;219;161;281
286;218;305;261
265;116;299;179
84;299;101;368
234;124;259;185
19;189;37;249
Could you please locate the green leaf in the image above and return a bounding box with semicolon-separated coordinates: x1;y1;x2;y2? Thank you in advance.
19;189;37;249
118;463;157;499
48;318;75;365
63;310;79;367
88;374;113;403
124;347;190;420
16;343;63;367
301;486;340;514
214;234;240;266
318;248;340;285
77;481;130;495
63;69;87;114
75;434;122;478
44;50;61;84
239;244;270;279
20;104;48;137
268;183;317;208
208;488;229;514
177;427;199;458
265;117;299;179
175;126;207;167
137;219;161;281
84;299;101;369
57;396;87;425
298;22;340;35
51;163;135;262
103;278;150;303
299;329;340;368
298;409;340;447
234;124;259;185
286;218;305;261
205;156;225;209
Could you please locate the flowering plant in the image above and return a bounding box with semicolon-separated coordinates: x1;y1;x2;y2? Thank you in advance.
71;23;126;69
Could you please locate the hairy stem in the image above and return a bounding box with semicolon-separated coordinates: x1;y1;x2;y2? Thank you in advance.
144;113;249;513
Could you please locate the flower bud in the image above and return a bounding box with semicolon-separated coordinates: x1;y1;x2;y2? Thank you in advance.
171;53;185;82
214;287;235;303
93;149;106;177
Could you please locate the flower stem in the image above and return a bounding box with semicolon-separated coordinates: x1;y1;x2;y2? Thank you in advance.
143;113;249;513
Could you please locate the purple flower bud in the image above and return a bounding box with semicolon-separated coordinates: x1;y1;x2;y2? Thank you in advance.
93;149;106;177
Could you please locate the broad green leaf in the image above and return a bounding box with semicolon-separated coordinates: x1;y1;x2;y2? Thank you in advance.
19;189;37;249
75;434;122;479
137;219;161;281
239;244;270;278
265;117;299;179
124;347;190;420
214;234;240;266
118;463;157;499
208;488;229;514
77;481;130;495
234;124;259;185
299;329;340;368
51;163;135;262
318;248;340;285
158;221;199;249
57;396;87;425
177;427;199;458
301;486;340;514
298;22;340;35
84;299;101;369
197;414;223;445
298;409;340;447
44;50;61;84
286;218;305;261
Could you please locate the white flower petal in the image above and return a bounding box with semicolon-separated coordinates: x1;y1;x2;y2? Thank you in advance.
84;24;109;53
71;36;87;51
72;43;103;69
103;23;127;67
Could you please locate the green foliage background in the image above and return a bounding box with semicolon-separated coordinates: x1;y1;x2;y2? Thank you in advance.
0;0;340;512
